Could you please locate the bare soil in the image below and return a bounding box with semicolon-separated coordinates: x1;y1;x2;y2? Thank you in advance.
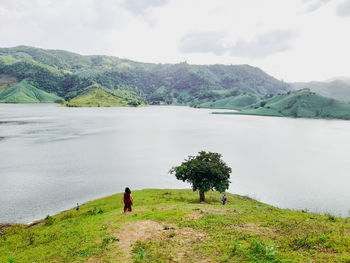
86;219;209;262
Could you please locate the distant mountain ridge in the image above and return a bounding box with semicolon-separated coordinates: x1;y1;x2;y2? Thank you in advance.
0;45;289;106
291;80;350;102
326;76;350;83
1;46;350;120
216;89;350;120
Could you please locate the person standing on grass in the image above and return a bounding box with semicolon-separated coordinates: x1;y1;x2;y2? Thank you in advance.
122;187;133;213
222;194;227;205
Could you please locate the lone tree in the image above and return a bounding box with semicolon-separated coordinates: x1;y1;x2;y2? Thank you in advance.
170;151;231;202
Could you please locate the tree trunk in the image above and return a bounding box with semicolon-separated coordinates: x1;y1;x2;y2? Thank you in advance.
199;191;205;202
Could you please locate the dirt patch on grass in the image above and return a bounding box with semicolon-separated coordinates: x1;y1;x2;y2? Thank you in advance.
0;224;14;233
235;222;278;237
185;213;204;220
201;207;240;215
26;220;43;228
168;228;209;262
154;204;240;217
87;219;209;262
86;256;102;263
156;224;209;262
171;226;206;242
117;220;164;257
155;204;179;211
86;220;165;262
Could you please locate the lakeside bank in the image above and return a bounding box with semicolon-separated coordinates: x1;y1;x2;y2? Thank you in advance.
1;189;350;262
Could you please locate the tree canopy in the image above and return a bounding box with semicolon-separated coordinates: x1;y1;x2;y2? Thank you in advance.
170;151;231;202
0;46;289;105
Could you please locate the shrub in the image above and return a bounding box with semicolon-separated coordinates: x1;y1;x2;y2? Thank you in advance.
86;207;104;215
44;215;55;226
327;214;336;222
247;239;281;262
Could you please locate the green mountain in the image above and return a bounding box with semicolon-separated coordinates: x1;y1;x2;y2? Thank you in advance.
1;46;350;120
0;46;290;106
217;89;350;120
0;80;62;103
64;84;142;107
291;80;350;102
197;93;261;110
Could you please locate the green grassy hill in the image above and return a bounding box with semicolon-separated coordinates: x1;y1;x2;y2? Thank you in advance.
63;84;142;107
0;80;62;103
197;93;260;110
0;46;290;106
0;74;17;93
217;89;350;119
2;46;350;120
1;189;349;262
291;80;350;102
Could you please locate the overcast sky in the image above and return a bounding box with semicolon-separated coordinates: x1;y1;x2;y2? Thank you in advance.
1;0;350;82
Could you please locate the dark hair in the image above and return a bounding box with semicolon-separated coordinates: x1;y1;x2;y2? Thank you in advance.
125;187;131;194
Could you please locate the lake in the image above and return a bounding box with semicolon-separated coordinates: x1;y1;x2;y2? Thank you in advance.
1;104;350;223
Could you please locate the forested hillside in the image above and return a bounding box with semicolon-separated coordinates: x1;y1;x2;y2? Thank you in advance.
0;46;289;106
0;80;62;103
1;46;350;120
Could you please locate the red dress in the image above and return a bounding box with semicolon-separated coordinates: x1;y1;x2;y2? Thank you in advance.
123;193;132;212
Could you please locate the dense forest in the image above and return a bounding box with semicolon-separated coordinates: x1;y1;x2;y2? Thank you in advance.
0;46;289;105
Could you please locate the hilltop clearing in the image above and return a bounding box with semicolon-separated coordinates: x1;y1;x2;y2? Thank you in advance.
1;189;349;262
0;80;62;103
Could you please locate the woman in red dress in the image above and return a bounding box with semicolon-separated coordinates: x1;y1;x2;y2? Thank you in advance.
122;187;133;213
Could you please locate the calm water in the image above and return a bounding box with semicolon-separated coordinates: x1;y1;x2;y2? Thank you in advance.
1;104;350;223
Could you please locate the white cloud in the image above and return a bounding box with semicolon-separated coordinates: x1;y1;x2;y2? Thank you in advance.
0;0;349;82
231;30;296;58
0;0;130;54
121;0;169;15
179;32;228;55
121;0;169;26
179;30;296;59
303;0;331;12
336;0;350;17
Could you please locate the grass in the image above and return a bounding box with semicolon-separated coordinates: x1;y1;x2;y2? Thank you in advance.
64;88;129;107
0;74;17;94
0;189;350;262
0;79;62;103
198;94;260;110
63;85;142;107
214;89;350;120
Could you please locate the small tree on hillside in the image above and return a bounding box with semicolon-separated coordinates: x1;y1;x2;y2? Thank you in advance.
170;151;231;202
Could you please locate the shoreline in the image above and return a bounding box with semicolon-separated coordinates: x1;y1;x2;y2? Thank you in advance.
0;189;343;228
1;189;349;262
2;102;350;120
0;191;127;227
213;110;350;120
